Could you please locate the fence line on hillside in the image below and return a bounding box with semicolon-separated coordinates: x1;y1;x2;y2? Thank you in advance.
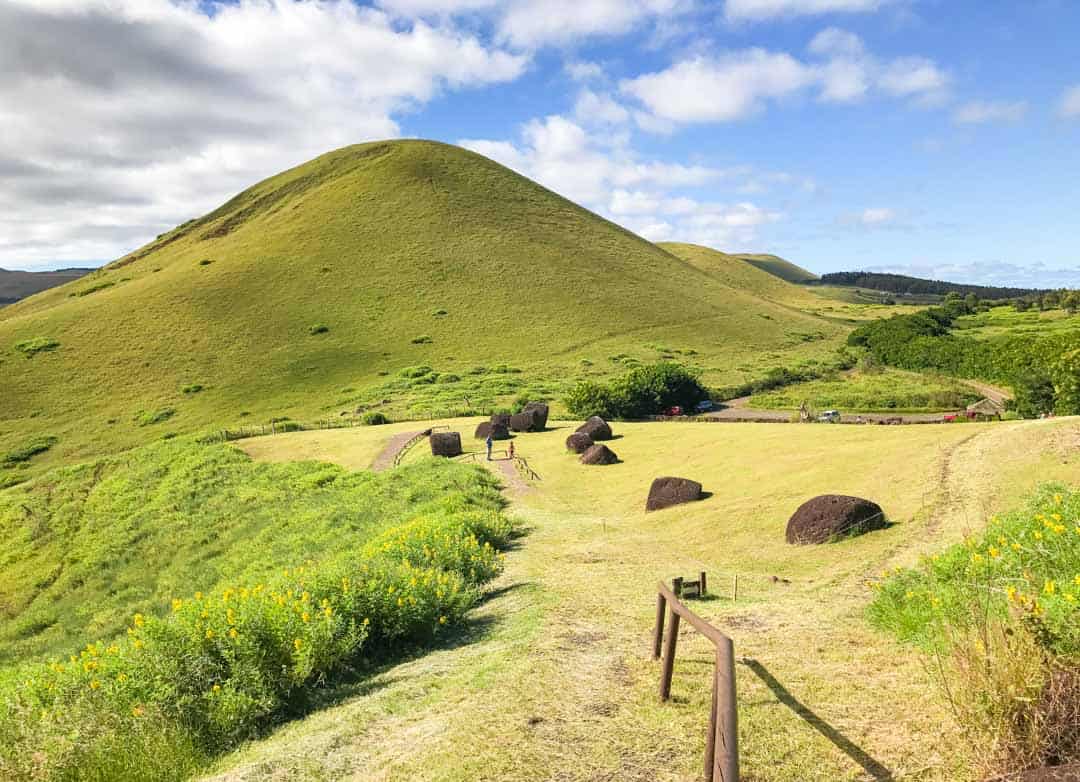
653;577;740;782
392;425;450;468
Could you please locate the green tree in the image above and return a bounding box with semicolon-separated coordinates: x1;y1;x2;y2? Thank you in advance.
1053;348;1080;415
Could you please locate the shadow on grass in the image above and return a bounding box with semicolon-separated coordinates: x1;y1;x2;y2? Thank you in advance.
741;658;895;782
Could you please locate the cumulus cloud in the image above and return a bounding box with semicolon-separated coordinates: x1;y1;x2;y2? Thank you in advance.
376;0;691;49
953;100;1028;125
839;207;903;229
1060;85;1080;119
621;30;949;125
0;0;524;268
461;115;788;249
725;0;889;22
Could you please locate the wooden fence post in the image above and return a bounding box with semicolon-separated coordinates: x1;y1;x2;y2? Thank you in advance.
700;571;708;596
659;607;680;701
673;576;684;598
732;574;738;604
653;593;666;660
712;637;739;782
705;660;719;780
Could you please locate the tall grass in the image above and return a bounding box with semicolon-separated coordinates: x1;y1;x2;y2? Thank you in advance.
869;485;1080;775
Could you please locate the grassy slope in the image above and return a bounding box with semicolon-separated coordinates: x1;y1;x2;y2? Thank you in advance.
734;253;819;283
748;367;982;412
212;416;1080;781
0;438;500;664
0;140;846;477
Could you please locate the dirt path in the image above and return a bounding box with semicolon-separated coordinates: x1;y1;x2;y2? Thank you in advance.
493;456;530;494
370;430;423;472
960;378;1013;404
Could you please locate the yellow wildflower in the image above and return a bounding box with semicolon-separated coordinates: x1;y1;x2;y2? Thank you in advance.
301;612;310;623
205;629;215;639
293;638;303;650
172;598;183;612
132;706;145;717
229;628;239;639
212;684;221;693
1045;580;1056;596
133;613;145;627
89;680;100;690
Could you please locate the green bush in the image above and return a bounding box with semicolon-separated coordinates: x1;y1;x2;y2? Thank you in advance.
1;436;58;467
411;335;433;344
361;411;391;426
399;365;434;379
68;281;116;298
14;338;60;358
308;324;329;335
134;407;176;426
181;384;205;395
564;363;708;419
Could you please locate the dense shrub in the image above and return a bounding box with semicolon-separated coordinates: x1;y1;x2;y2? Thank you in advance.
14;338;60;357
849;306;1080;415
308;324;329;335
361;411;391;425
68;281;116;298
869;486;1080;775
411;335;433;344
181;384;205;395
134;407;176;426
1;436;58;467
564;363;707;419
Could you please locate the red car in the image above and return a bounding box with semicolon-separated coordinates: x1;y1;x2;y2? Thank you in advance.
664;406;684;416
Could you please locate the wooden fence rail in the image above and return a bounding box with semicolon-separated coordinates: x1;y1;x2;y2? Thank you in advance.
653;579;739;782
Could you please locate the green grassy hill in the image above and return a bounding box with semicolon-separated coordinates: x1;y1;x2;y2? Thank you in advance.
0;140;845;476
734;253;819;283
660;243;825;307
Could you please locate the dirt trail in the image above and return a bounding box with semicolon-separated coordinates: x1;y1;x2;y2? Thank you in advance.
370;430;423;472
960;378;1013;404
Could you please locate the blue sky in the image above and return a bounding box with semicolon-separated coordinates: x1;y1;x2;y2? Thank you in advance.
3;0;1079;285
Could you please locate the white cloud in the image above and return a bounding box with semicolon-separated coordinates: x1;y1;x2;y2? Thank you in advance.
461;115;788;250
838;207;908;230
574;90;632;125
621;51;817;123
566;61;606;82
953;100;1028;125
878;56;949;103
377;0;690;49
808;27;866;58
622;33;949;124
1060;85;1080;119
725;0;888;22
0;0;526;268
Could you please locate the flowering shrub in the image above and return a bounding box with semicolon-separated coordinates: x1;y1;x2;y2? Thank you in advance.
869;485;1080;657
868;485;1080;774
0;491;515;780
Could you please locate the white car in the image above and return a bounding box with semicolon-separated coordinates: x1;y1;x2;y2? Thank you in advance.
818;410;841;423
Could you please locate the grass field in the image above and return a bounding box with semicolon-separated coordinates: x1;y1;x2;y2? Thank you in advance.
748;367;982;413
733;253;819;284
953;305;1080;339
211;415;1080;781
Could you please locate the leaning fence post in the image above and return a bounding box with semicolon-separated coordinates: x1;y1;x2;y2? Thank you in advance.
713;637;739;782
653;592;667;660
659;606;680;701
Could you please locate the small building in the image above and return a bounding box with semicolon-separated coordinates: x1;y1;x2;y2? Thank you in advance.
966;397;1006;420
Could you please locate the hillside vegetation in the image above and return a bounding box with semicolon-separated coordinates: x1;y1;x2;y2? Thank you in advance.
0;140;848;478
0;439;514;780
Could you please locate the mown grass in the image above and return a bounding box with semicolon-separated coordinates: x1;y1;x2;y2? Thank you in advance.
0;141;892;479
748;367;981;412
225;416;1080;781
0;439;515;781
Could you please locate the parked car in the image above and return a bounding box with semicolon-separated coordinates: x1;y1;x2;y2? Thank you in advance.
663;405;684;416
818;410;841;423
694;400;714;413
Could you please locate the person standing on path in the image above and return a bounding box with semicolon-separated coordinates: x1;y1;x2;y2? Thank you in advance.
486;432;494;460
508;440;515;460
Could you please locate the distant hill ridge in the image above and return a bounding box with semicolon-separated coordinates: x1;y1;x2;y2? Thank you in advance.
816;271;1046;299
0;267;94;305
733;253;819;284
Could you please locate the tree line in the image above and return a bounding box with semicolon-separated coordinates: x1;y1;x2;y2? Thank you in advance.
815;271;1046;300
